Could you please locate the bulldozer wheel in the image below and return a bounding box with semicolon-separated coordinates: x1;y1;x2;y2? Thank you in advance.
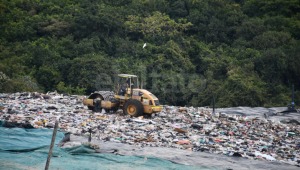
123;99;143;117
87;93;104;112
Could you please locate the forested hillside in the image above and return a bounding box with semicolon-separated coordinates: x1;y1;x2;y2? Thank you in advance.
0;0;299;107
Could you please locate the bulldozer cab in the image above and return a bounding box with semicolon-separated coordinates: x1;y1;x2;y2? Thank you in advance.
116;74;138;96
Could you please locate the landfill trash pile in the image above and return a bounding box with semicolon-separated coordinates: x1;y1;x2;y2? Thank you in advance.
0;92;299;167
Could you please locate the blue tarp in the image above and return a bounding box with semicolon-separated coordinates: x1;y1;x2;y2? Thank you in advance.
0;125;211;170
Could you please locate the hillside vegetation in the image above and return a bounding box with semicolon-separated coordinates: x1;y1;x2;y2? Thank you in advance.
0;0;299;107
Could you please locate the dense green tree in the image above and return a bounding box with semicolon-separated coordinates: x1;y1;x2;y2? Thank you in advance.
0;0;299;107
125;11;192;43
66;54;116;93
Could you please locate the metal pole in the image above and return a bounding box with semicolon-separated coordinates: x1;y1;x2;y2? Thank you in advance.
45;120;59;170
292;84;295;110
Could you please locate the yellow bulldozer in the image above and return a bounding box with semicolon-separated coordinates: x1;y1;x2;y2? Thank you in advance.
83;74;162;116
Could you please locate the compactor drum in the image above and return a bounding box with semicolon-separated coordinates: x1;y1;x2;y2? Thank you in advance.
83;74;162;116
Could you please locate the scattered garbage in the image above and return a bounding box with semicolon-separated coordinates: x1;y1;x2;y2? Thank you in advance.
0;92;299;167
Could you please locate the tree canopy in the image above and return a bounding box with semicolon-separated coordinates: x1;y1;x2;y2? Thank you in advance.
0;0;299;107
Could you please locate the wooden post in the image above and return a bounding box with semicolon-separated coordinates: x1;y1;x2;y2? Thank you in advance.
45;120;59;170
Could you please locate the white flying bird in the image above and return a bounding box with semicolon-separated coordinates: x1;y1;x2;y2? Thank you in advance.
143;43;147;48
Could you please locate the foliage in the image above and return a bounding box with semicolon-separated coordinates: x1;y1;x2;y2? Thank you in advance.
56;81;86;95
125;11;192;40
0;72;39;92
0;0;299;107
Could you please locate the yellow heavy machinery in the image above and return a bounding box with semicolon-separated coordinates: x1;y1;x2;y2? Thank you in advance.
83;74;162;116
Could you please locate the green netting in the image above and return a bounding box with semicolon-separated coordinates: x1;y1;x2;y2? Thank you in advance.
0;126;64;151
0;125;213;170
